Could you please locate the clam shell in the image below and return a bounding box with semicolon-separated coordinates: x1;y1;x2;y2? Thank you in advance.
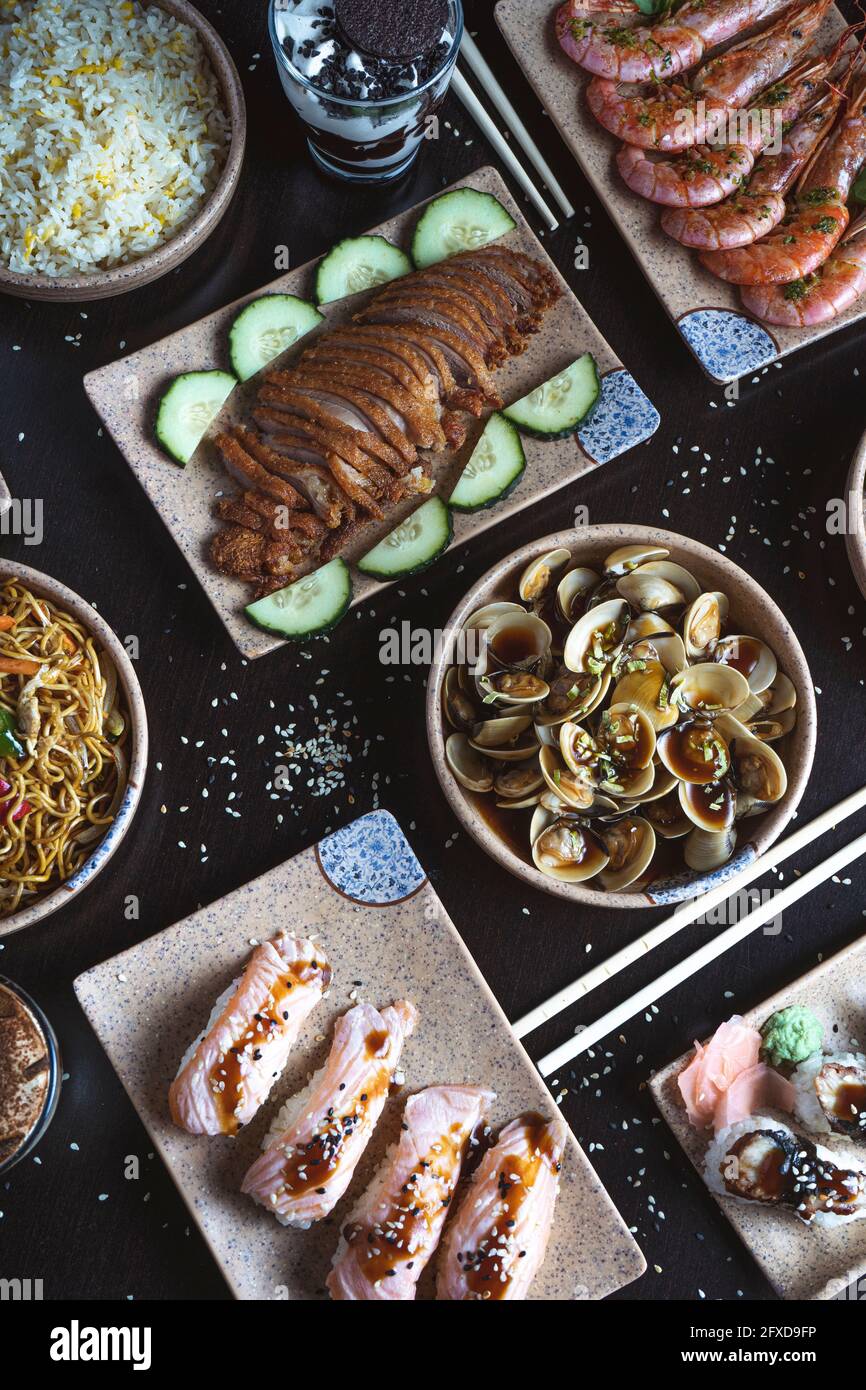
684;826;737;872
518;548;571;603
536;668;610;728
532;819;609;883
563;598;629;675
598;816;656;891
598;702;657;770
486;610;552;672
678;779;736;832
657;720;731;785
643;788;692;839
670;661;750;716
555;566;600;624
682;591;728;659
445;733;494;793
714;635;777;695
470;713;533;748
539;744;598;810
443;666;478;731
604;543;670;576
716;714;787;803
493;762;545;799
478;671;550;706
610;661;678;732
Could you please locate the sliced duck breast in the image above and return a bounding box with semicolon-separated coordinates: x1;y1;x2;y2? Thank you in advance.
366;284;504;364
351;307;501;404
300;340;439;404
283;361;446;450
259;379;417;467
234;426;352;529
214;433;311;510
254;396;409;477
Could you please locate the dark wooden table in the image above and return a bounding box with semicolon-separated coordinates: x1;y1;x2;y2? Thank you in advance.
1;0;864;1303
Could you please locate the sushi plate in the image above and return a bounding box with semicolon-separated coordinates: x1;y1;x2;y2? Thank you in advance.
74;810;647;1301
495;0;865;384
650;933;866;1300
844;426;866;604
83;166;660;660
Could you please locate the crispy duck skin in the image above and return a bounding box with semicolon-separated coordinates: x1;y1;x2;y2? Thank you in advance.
279;361;447;450
366;284;506;365
210;526;302;579
325;324;486;416
258;385;413;473
254;407;403;487
355;291;495;363
417;262;542;333
297;348;466;445
214;433;312;510
300;340;438;403
465;246;561;307
261;374;417;466
234;426;352;530
351;306;502;404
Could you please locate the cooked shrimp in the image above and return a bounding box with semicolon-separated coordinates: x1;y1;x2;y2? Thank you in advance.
618;134;760;205
586;1;827;151
741;212;866;322
701;66;866;282
691;0;831;104
662;66;841;247
556;0;798;84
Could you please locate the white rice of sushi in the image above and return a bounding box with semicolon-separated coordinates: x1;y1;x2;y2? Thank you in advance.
705;1114;866;1228
260;1059;332;1229
174;977;240;1079
791;1051;866;1137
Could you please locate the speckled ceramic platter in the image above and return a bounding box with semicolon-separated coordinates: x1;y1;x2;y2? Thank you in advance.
651;932;866;1300
84;166;659;660
427;525;816;908
495;0;865;383
845;427;866;604
73;810;647;1301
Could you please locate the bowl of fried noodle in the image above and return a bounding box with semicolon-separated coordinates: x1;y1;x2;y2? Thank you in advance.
0;561;147;937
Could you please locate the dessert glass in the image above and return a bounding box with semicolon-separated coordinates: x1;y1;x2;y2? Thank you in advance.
268;0;464;183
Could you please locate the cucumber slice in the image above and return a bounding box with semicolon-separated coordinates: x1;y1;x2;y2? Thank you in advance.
357;496;453;579
411;189;517;269
504;354;601;440
229;295;323;381
315;236;412;305
245;558;352;640
155;370;236;465
448;413;526;512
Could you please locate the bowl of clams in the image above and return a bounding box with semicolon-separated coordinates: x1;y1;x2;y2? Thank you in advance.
427;526;816;907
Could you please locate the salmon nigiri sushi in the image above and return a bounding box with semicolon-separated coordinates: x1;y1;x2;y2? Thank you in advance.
437;1112;563;1300
169;933;331;1136
327;1084;495;1301
241;999;417;1228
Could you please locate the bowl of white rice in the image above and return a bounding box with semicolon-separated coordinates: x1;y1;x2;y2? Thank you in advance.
0;0;245;301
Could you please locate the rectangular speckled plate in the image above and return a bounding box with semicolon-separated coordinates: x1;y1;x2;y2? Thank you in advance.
496;0;865;383
651;933;866;1300
74;810;647;1301
83;166;659;660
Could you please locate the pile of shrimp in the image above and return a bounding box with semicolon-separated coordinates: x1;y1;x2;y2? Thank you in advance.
557;0;866;326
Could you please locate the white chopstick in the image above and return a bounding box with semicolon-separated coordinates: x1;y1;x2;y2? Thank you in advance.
536;827;866;1078
450;68;560;232
514;783;866;1041
459;32;575;221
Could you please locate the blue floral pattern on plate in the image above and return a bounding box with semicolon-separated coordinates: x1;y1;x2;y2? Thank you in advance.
578;369;660;465
678;310;777;384
645;843;757;906
317;810;426;905
63;784;140;894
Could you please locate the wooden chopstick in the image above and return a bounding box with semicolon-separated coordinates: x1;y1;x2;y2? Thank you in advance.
535;827;866;1078
514;783;866;1041
459;33;575;220
450;69;560;231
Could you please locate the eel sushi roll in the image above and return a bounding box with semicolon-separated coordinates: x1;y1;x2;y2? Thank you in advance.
704;1115;866;1228
241;999;417;1228
169;933;332;1136
791;1052;866;1141
327;1084;495;1300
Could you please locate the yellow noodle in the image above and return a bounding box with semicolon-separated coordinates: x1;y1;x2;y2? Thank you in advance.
0;579;129;918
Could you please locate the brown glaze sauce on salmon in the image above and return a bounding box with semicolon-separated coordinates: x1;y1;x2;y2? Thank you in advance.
209;958;330;1134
